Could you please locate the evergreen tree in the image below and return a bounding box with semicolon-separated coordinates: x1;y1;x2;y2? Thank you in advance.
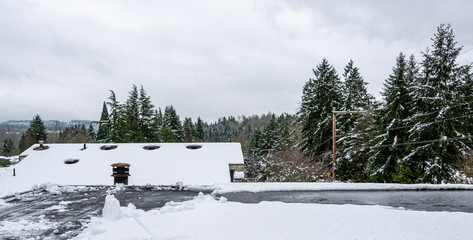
96;102;110;142
19;128;36;152
275;113;293;150
160;125;176;142
366;53;418;182
163;105;183;142
58;125;93;143
406;24;469;183
458;64;473;138
335;60;374;181
151;108;163;142
337;113;373;182
246;129;263;179
2;138;13;156
30;114;47;142
260;114;279;154
195;117;205;141
298;58;343;159
139;85;155;142
125;85;143;142
107;90;127;142
182;117;195;142
338;60;374;134
87;123;96;141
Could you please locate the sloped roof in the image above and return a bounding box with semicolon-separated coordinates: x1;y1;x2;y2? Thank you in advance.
4;142;244;190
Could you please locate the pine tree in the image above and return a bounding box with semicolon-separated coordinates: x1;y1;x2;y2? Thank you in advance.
275;113;293;151
182;117;195;142
260;114;279;154
30;114;48;142
335;60;374;181
338;60;374;134
337;113;373;182
160;125;176;142
107;91;127;142
195;117;205;141
19;128;36;152
366;53;418;182
406;24;469;183
458;64;473;139
246;129;263;179
151;108;163;142
58;125;93;143
125;85;143;142
298;58;343;159
139;85;155;142
163;105;183;142
96;102;110;142
2;139;12;156
87;123;96;141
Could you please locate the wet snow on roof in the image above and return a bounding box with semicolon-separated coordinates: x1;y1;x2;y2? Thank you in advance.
0;143;244;196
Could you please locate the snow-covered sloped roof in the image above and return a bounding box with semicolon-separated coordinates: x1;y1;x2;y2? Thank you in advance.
0;142;244;194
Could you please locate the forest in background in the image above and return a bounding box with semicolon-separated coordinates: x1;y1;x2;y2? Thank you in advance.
2;24;473;184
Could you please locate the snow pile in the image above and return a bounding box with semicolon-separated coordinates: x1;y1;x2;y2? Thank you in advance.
74;193;473;240
102;195;122;221
0;215;57;238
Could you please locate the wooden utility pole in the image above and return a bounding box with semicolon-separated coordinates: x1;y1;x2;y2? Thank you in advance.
332;108;367;181
332;108;337;181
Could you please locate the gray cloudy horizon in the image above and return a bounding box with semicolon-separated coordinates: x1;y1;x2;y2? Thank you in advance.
1;0;472;123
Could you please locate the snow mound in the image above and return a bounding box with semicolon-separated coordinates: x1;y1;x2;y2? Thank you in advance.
0;216;57;238
102;195;121;221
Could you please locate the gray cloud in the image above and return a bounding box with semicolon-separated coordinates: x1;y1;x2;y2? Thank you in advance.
0;0;472;123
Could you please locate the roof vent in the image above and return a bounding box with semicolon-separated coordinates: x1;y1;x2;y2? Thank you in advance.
64;159;79;164
100;145;118;151
186;144;202;150
143;145;160;150
34;140;49;151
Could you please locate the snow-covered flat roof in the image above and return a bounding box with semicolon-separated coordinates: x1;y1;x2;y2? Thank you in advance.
1;142;244;194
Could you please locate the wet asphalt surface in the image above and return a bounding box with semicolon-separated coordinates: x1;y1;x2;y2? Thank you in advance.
223;190;473;213
1;186;473;239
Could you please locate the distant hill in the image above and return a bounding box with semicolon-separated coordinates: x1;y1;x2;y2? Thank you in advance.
1;120;93;132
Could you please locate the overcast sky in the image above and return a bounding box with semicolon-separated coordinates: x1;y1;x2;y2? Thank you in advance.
0;0;472;123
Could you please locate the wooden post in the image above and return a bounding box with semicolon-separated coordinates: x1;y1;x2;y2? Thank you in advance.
332;108;336;181
230;170;235;182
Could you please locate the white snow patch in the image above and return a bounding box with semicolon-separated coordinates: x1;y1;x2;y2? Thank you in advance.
45;204;67;212
102;195;122;221
0;218;57;238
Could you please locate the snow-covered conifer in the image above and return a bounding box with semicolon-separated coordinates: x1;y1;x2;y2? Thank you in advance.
298;58;343;159
367;53;417;182
406;24;469;183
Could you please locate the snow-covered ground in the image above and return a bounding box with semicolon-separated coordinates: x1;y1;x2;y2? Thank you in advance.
2;184;473;239
73;192;473;240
